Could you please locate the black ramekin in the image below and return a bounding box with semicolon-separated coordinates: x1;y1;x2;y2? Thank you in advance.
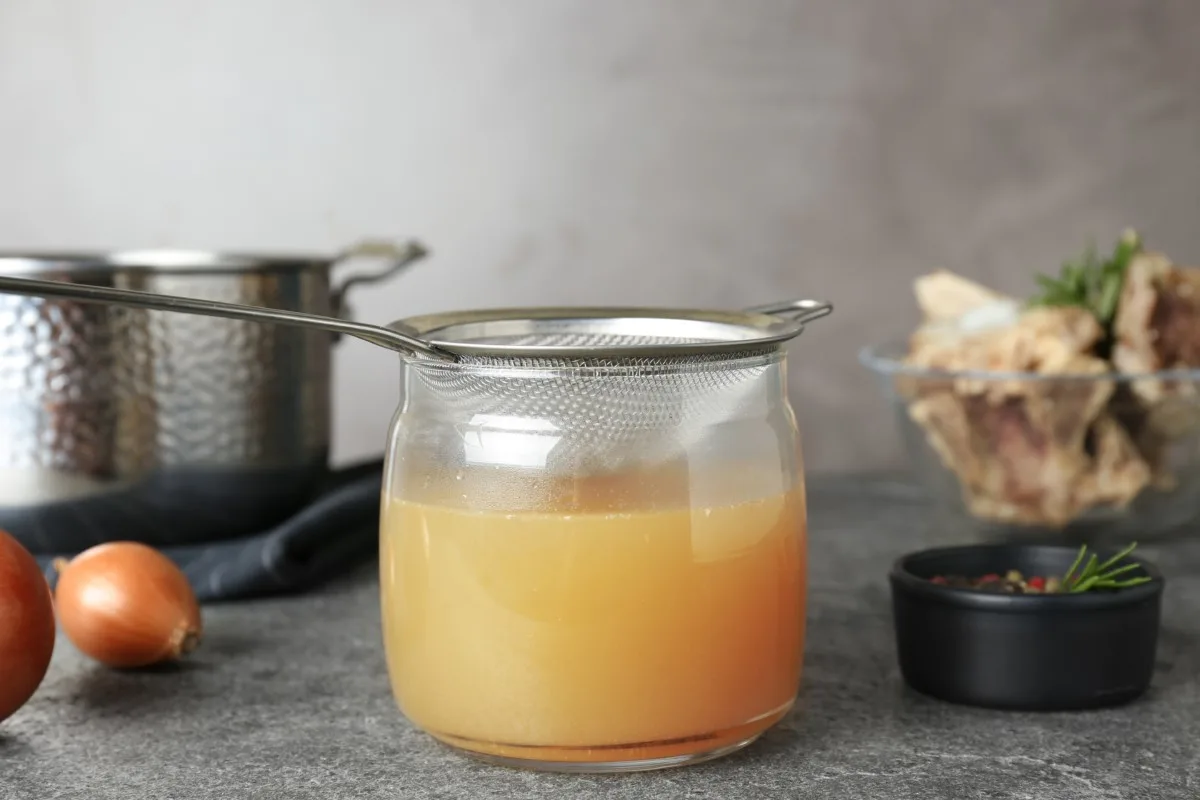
889;543;1164;711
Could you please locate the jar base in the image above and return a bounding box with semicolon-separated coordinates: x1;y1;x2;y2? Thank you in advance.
424;705;790;773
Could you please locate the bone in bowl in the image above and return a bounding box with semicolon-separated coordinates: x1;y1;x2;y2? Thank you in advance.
861;229;1200;543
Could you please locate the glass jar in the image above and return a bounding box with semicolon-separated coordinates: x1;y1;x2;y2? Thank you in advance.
379;302;831;772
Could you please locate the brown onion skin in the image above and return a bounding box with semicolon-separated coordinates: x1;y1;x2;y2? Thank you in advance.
0;529;56;722
55;542;202;669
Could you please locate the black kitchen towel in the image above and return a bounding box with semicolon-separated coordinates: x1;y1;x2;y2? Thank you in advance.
38;460;384;603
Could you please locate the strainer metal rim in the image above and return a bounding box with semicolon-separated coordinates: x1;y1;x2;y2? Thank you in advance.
386;305;813;360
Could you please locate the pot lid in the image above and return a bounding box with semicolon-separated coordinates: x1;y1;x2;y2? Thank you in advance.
0;240;426;276
0;250;337;275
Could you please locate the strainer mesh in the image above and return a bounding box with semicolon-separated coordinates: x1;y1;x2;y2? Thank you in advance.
408;328;782;474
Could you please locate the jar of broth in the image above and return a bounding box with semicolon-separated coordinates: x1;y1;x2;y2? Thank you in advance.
380;300;832;772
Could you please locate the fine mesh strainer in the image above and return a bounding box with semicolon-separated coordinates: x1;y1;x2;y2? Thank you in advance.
0;275;832;472
392;303;832;472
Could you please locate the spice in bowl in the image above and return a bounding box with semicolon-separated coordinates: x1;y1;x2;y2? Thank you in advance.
927;542;1152;595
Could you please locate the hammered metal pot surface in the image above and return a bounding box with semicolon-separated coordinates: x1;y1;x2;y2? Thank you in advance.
0;247;411;554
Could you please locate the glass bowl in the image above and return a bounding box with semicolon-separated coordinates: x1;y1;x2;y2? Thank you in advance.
861;340;1200;544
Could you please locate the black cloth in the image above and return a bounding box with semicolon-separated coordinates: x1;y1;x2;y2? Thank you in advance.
38;460;383;603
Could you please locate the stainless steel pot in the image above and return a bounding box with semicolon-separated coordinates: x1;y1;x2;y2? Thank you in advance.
0;240;426;553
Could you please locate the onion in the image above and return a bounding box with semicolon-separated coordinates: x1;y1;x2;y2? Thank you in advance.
0;529;56;722
54;542;202;668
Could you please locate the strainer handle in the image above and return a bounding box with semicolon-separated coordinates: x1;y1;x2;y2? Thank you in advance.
744;299;833;325
0;274;457;361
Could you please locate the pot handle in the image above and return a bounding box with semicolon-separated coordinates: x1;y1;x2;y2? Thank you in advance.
330;239;429;319
744;299;834;326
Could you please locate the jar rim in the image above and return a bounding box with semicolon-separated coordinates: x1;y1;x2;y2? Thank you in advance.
404;348;785;377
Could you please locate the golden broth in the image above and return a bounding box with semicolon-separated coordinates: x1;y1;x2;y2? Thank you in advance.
380;472;806;764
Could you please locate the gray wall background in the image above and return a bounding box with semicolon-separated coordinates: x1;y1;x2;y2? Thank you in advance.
1;0;1197;474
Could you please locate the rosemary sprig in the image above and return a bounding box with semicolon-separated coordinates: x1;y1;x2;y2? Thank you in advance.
1027;228;1142;354
1061;541;1153;593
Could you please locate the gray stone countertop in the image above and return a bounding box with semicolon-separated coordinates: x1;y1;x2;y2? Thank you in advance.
4;476;1198;799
